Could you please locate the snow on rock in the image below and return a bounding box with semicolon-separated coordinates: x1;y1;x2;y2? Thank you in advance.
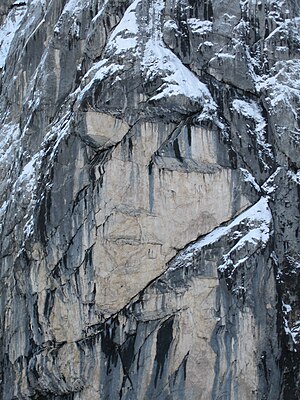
232;99;273;165
76;0;141;103
0;200;8;221
0;4;27;69
13;153;39;195
187;19;213;35
163;19;180;32
62;0;85;15
261;167;282;195
77;59;125;103
106;0;140;56
257;59;300;116
142;38;216;114
53;0;86;37
77;0;216;117
0;124;22;202
0;110;72;241
0;122;39;240
240;168;261;192
20;113;72;238
284;312;300;345
287;170;300;185
169;197;272;274
141;0;215;112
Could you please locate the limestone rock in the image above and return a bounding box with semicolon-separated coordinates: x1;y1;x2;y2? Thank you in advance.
0;0;300;399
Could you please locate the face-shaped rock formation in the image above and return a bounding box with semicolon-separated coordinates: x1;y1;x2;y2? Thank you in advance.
1;0;300;399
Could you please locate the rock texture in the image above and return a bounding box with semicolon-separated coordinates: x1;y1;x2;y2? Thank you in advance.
0;0;300;399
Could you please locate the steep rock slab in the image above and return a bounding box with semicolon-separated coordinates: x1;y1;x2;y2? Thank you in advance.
0;0;300;399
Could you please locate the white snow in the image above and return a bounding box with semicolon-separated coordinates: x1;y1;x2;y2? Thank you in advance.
233;99;265;132
13;153;39;193
90;0;110;23
240;168;261;192
108;0;139;37
232;99;273;165
53;0;85;37
0;107;73;239
77;59;124;102
257;60;300;112
0;201;8;221
291;322;300;344
29;0;46;6
77;0;141;102
163;20;180;31
284;317;300;345
283;295;300;345
77;0;216;117
141;4;216;115
106;0;140;56
287;170;300;185
143;39;215;111
0;124;22;200
23;214;34;238
202;41;214;47
0;5;27;68
187;19;213;34
63;0;83;13
0;123;40;238
169;197;272;273
108;37;138;55
282;302;292;314
261;167;281;194
0;123;21;156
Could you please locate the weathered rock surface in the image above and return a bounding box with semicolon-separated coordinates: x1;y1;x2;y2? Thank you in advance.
0;0;300;399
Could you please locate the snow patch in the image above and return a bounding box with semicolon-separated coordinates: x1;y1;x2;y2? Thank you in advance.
77;0;216;117
0;4;27;68
287;170;300;185
0;201;8;221
261;167;282;195
13;153;39;193
233;99;273;165
77;59;124;102
187;19;213;34
284;316;300;345
240;168;261;192
106;0;140;56
170;197;272;273
77;0;141;101
233;99;265;132
143;39;215;111
256;59;300;122
62;0;84;16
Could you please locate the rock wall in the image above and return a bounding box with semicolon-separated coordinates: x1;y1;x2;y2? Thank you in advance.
0;0;300;399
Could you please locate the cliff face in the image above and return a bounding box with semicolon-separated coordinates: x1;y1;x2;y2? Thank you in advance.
1;0;300;399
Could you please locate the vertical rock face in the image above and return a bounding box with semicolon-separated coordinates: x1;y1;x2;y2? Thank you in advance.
0;0;300;398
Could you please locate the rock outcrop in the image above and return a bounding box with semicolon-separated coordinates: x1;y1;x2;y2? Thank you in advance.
1;0;300;399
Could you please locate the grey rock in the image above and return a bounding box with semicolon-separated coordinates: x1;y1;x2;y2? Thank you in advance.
0;0;300;399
